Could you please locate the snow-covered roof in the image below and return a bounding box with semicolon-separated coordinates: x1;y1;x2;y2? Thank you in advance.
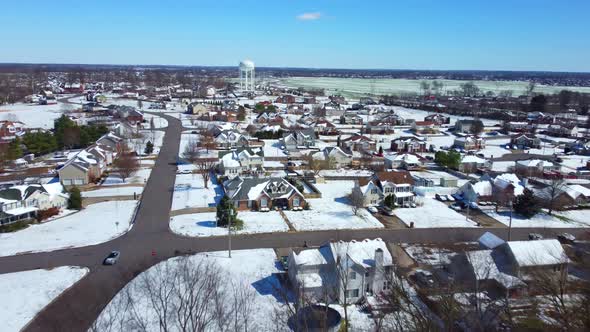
506;240;567;267
493;173;524;196
330;239;393;269
478;232;505;249
466;250;525;289
461;155;487;164
470;181;493;196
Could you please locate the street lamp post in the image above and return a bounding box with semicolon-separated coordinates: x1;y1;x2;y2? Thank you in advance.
228;209;233;258
508;200;513;241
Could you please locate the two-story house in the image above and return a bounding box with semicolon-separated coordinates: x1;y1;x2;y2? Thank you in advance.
281;129;316;151
354;171;415;207
223;177;306;211
390;137;428;153
454;135;485;151
288;239;393;304
215;130;249;149
219;147;264;178
310;147;353;168
0;183;68;225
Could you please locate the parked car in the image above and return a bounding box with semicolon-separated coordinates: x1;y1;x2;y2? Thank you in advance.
414;269;435;287
446;195;455;202
367;206;379;214
380;206;395;216
450;203;463;211
410;202;417;208
558;233;576;244
436;194;447;202
103;251;121;265
528;233;543;240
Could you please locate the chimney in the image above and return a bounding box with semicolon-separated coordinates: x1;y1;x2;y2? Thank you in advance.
374;248;384;268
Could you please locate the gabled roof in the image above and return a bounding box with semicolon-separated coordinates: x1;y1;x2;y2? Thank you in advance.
506;240;568;267
374;171;414;186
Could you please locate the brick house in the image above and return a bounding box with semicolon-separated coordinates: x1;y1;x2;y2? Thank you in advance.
223;177;306;211
390;137;428;153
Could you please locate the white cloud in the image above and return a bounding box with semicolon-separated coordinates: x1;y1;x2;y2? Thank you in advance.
296;12;322;21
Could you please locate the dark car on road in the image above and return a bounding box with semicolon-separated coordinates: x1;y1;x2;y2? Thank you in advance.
103;251;121;265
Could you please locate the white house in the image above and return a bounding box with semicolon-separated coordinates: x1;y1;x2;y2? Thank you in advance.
219;147;264;178
310;147;352;168
354;171;415;207
288;239;393;304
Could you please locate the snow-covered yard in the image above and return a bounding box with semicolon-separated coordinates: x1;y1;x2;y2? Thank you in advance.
171;174;224;210
485;209;590;228
318;169;374;178
395;198;478;228
0;266;89;332
170;211;289;237
94;248;376;331
82;186;143;197
0;201;137;257
284;181;384;231
141;113;168;129
261;139;287;157
0;102;77;129
102;168;152;185
130;130;165;156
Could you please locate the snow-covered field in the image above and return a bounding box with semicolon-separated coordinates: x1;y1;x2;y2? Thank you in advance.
170;211;289;237
130;130;165;156
261;139;287;157
0;102;77;129
280;77;590;98
395;198;478;228
82;186;143;197
0;266;89;332
284;181;384;231
485;210;590;228
171;174;224;210
0;201;137;257
102;168;152;186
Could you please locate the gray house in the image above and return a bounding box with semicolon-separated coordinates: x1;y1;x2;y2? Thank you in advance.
288;239;393;304
281;128;316;151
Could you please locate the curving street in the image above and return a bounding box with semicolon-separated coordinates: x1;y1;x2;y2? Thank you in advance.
0;113;588;332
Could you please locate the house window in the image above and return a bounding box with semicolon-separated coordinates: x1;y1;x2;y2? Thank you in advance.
293;197;300;207
349;272;357;280
260;198;268;208
346;289;360;298
371;189;378;194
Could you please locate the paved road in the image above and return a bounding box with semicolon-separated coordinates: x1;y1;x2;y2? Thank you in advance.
0;112;588;332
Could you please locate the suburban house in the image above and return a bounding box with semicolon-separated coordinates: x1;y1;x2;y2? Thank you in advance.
536;184;590;207
288;239;393;303
458;155;489;173
491;173;525;203
511;134;541;149
515;159;558;177
58;149;106;186
0;120;25;141
255;112;283;125
311;118;338;135
223;177;306;211
384;153;424;170
459;180;493;203
281;129;316;151
454;135;485;151
502;239;568;279
354;171;415;206
96;133;123;154
218;147;264;178
0;182;68;225
215;130;249;149
187;103;210;116
411;121;438;134
340;135;376;153
311;146;353;168
425;113;450;125
454;119;484;134
390;137;428;153
339;113;364;125
546;124;578;137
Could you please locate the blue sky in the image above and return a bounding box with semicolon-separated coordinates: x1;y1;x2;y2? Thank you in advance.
1;0;589;72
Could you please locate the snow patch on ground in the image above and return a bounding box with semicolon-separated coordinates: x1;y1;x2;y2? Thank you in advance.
102;168;151;186
0;266;89;332
0;201;137;257
170;211;289;237
395;198;478;228
285;181;384;231
82;186;144;197
485;210;590;228
171;174;224;210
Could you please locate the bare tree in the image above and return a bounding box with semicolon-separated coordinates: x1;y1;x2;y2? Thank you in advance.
347;188;365;216
114;144;140;181
91;256;256;332
183;139;216;189
543;178;566;215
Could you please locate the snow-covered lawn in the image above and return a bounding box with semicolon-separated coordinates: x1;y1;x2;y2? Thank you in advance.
0;266;89;332
171;174;224;210
0;201;137;257
395;198;478;228
0;102;77;129
318;169;374;177
261;139;287;157
82;186;143;197
559;155;590;172
485;210;590;228
285;181;384;231
170;211;289;237
130;130;165;156
102;168;152;185
141;113;168;129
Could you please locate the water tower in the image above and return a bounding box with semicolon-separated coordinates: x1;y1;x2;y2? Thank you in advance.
239;59;255;92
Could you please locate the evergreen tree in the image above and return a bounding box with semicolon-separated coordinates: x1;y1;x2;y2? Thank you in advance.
68;186;83;210
378;146;384;155
513;188;541;218
6;137;23;160
144;141;154;154
216;195;242;229
384;194;396;208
